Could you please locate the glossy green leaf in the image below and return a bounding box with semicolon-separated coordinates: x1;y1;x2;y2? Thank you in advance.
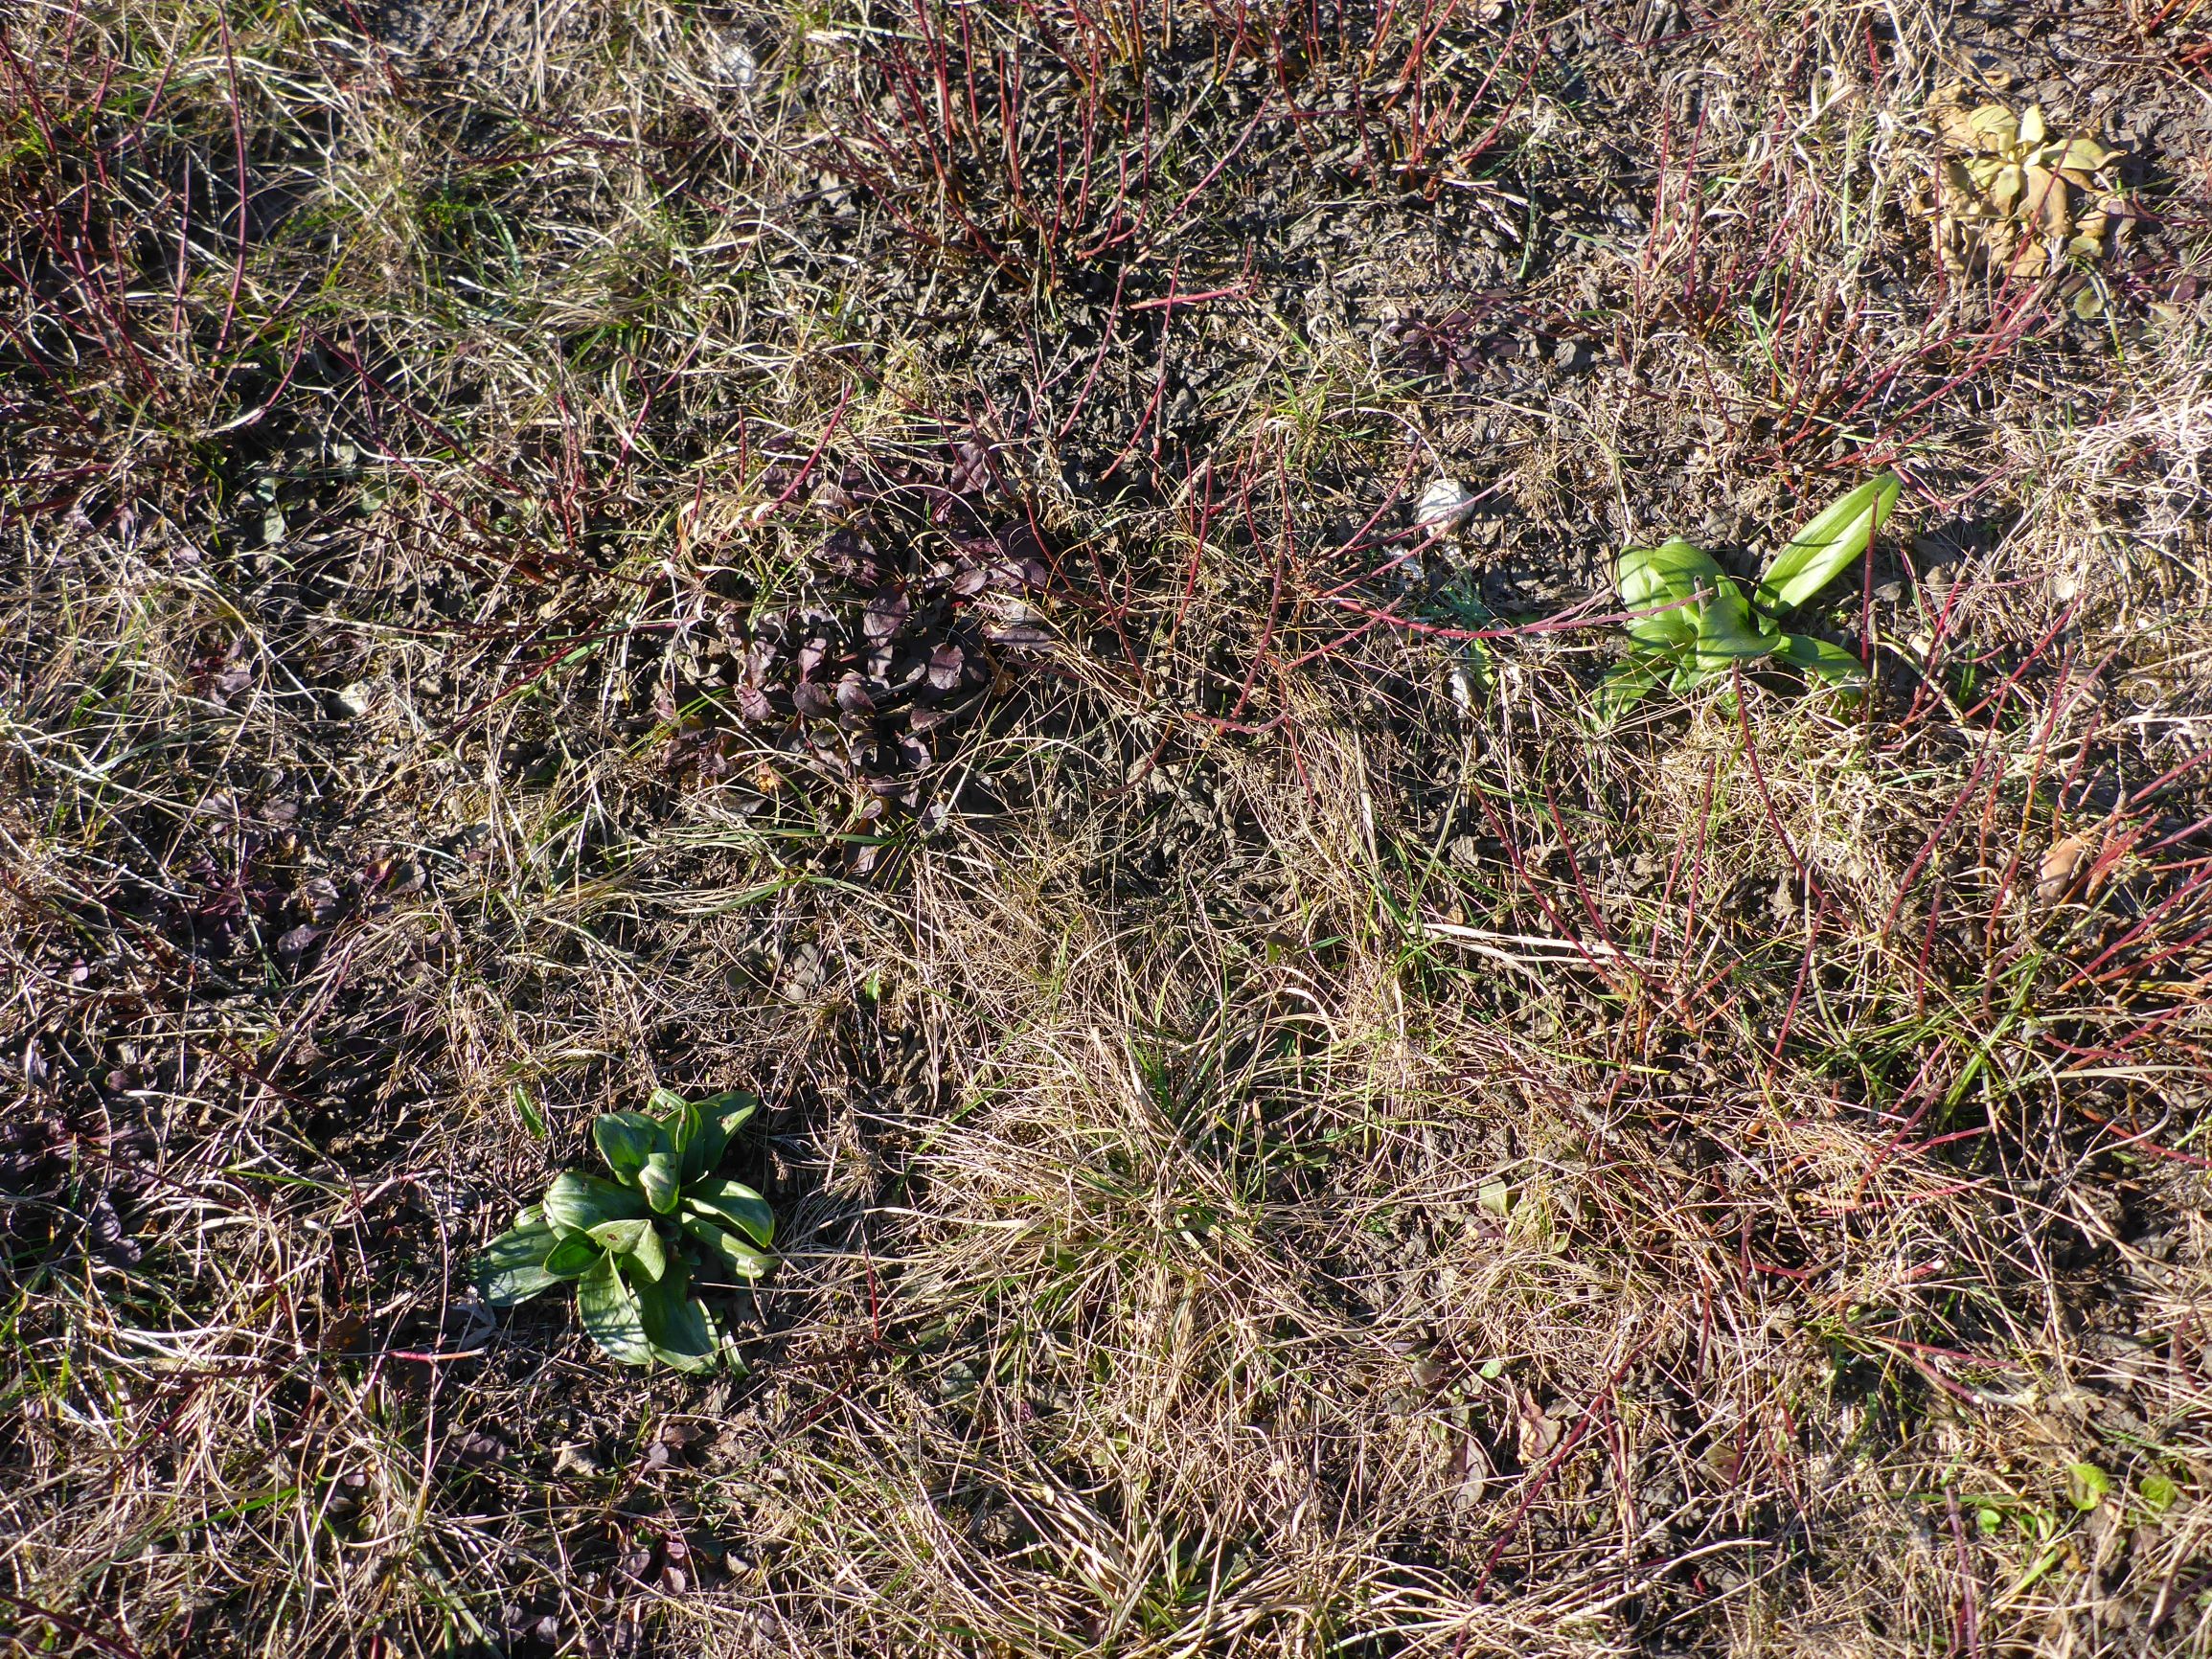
588;1216;669;1281
682;1090;759;1182
685;1216;775;1281
1774;633;1866;685
698;1090;760;1132
476;1219;562;1307
592;1112;668;1185
633;1258;718;1372
1626;602;1698;650
639;1148;683;1214
2139;1473;2179;1516
588;1216;650;1254
1619;536;1723;608
543;1170;649;1234
658;1094;702;1162
542;1231;604;1279
577;1254;652;1366
1690;581;1777;672
645;1086;690;1118
683;1177;776;1248
1755;474;1900;614
1671;658;1721;694
513;1083;546;1139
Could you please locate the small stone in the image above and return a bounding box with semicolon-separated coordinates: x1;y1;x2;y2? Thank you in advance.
1415;477;1476;536
712;36;757;86
553;1442;604;1478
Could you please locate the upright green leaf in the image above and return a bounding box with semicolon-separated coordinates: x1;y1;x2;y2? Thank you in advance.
1755;473;1900;614
660;1096;703;1165
681;1090;758;1182
543;1170;650;1234
577;1254;652;1366
513;1083;547;1139
592;1113;669;1185
683;1177;776;1248
477;1218;562;1307
697;1091;760;1134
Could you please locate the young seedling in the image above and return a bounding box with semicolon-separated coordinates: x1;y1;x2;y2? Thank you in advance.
1598;473;1900;722
477;1089;774;1372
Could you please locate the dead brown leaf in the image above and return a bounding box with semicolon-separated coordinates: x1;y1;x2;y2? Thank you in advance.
2038;830;2093;903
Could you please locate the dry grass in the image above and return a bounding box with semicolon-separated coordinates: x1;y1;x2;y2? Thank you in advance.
6;0;2212;1654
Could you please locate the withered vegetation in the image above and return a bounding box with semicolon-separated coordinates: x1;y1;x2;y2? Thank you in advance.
5;1;2212;1654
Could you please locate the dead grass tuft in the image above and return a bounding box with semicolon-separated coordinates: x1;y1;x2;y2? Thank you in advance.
6;0;2212;1654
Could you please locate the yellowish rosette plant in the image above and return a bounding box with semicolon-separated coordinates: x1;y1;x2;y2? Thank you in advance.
1928;88;2126;296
